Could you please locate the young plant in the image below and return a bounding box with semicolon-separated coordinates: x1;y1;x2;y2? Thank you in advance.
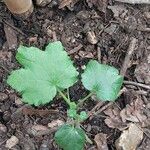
7;41;123;150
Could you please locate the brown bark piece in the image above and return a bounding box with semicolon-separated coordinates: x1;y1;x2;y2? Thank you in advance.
115;123;143;150
4;23;18;50
94;133;109;150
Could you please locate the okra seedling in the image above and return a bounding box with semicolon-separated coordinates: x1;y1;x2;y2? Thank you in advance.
7;41;123;150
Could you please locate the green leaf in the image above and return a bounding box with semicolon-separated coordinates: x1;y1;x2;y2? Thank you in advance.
55;124;86;150
79;111;88;121
70;102;77;109
7;41;78;106
81;60;123;101
67;108;77;118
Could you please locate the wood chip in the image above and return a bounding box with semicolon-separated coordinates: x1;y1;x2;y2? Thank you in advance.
94;133;108;150
4;23;18;49
28;125;51;136
86;31;98;45
5;136;19;149
48;119;64;128
0;123;7;133
0;92;8;102
115;0;150;4
59;0;73;9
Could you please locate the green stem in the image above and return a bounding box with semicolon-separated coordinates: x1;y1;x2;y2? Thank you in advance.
67;88;70;101
58;89;71;106
85;134;93;144
77;92;93;108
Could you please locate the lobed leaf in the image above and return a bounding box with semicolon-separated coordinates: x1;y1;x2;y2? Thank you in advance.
81;60;123;101
7;41;78;106
55;124;86;150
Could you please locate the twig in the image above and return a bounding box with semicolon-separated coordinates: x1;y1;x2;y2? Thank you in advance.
137;27;150;32
120;37;138;77
115;0;150;4
3;19;26;36
97;47;101;63
68;44;83;55
89;102;114;120
99;23;110;35
88;101;105;117
77;93;93;108
113;36;128;53
124;80;150;90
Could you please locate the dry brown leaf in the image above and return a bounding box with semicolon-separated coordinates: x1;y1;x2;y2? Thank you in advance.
104;107;127;130
120;98;148;127
104;92;149;130
94;133;108;150
134;62;150;84
115;123;143;150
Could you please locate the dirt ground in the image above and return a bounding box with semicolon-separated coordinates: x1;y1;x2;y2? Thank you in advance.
0;0;150;150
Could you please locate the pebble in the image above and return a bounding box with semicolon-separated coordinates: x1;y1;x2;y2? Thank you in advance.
0;92;8;102
86;31;98;45
15;97;23;105
144;12;150;19
5;136;19;149
48;119;64;128
115;123;143;150
0;123;7;133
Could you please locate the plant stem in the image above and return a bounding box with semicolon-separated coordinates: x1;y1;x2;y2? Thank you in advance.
85;134;93;144
67;88;70;101
58;89;71;106
77;92;93;108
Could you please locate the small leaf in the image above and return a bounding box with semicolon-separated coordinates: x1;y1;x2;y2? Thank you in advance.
55;124;86;150
70;102;77;109
7;41;78;106
79;111;88;121
82;60;123;101
67;108;77;118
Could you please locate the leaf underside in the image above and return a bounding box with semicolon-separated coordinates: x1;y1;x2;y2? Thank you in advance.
7;41;78;106
82;60;123;101
55;124;86;150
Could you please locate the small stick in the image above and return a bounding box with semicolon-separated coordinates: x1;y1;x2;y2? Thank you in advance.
97;47;101;63
3;19;26;36
115;0;150;4
93;102;114;116
68;44;83;55
88;101;105;117
124;80;150;90
137;27;150;32
120;37;138;77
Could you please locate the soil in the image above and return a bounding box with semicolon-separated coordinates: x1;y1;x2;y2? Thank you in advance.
0;0;150;150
